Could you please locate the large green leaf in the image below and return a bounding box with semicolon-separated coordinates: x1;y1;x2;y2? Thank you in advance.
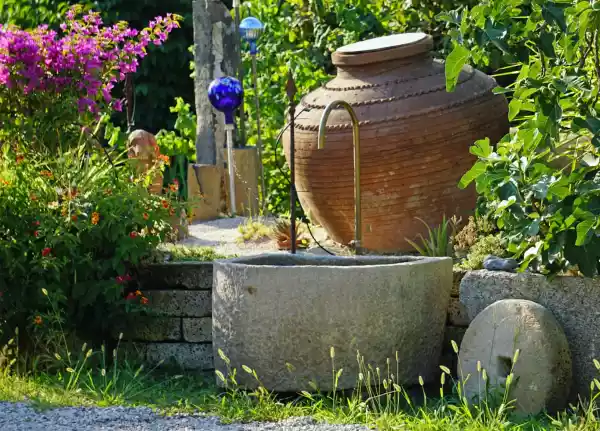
445;45;470;92
458;161;487;189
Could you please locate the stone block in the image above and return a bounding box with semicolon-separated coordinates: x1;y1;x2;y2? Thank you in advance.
122;317;181;342
188;164;224;221
460;270;600;401
183;318;212;342
447;297;470;327
138;262;213;290
145;290;211;317
134;342;214;370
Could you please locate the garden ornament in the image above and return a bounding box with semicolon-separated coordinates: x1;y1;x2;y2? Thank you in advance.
240;16;267;214
208;76;244;216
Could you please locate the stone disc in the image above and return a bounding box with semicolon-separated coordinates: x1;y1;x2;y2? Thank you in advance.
458;299;572;415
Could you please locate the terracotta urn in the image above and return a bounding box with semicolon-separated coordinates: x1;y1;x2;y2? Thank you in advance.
283;33;509;252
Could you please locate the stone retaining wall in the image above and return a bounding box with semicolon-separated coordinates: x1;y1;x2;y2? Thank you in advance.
120;262;215;370
440;269;469;374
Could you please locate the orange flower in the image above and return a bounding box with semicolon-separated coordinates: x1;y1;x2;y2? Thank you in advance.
143;212;149;220
161;200;169;209
71;214;78;222
0;178;9;186
91;212;100;225
40;170;53;178
34;316;43;326
141;297;149;305
158;154;170;166
169;207;175;216
168;182;178;193
135;290;142;297
15;154;24;164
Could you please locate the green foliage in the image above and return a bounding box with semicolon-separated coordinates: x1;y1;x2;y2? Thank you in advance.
237;218;272;243
445;0;600;276
0;145;182;345
0;0;72;28
142;244;232;263
405;215;460;257
155;98;196;162
458;235;508;271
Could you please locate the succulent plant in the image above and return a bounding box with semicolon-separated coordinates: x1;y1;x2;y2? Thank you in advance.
271;218;310;250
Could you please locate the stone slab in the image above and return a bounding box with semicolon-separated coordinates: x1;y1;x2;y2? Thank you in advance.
458;299;571;414
136;342;214;370
183;318;212;342
145;290;211;317
460;270;600;401
138;262;213;290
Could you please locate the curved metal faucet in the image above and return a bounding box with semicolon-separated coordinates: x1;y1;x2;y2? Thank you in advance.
317;100;362;254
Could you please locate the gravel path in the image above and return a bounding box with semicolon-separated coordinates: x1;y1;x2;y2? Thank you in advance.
181;216;340;257
0;403;369;431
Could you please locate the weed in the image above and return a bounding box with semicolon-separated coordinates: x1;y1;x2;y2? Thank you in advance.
406;215;461;257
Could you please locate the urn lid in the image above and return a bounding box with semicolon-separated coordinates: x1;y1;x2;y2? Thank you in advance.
332;33;433;67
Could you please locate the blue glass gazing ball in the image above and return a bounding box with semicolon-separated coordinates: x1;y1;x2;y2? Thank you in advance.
240;17;264;42
208;76;244;120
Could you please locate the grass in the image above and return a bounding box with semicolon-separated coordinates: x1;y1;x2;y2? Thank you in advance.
2;340;599;430
142;244;233;263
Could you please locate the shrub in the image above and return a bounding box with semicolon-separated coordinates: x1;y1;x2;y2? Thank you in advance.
0;144;182;346
0;6;181;153
458;235;508;271
445;0;600;276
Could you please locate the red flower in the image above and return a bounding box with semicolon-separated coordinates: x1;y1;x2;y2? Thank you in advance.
33;221;40;226
129;231;138;239
34;231;39;237
141;297;149;305
71;214;78;222
143;212;149;220
34;316;43;326
116;276;124;284
161;200;169;209
41;247;52;257
125;292;136;300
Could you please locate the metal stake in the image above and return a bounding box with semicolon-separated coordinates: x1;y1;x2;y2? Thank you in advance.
251;54;267;214
226;124;237;216
286;72;298;254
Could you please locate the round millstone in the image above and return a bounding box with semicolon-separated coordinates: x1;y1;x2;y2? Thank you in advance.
458;299;572;415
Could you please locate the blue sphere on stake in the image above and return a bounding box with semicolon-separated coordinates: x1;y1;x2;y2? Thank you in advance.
240;17;264;55
208;76;244;124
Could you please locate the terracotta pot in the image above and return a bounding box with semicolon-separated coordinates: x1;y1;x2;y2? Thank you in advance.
283;33;509;252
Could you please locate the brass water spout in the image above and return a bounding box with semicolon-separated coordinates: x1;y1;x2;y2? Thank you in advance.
317;100;362;254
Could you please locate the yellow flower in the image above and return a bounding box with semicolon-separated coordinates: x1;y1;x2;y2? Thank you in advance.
91;212;100;225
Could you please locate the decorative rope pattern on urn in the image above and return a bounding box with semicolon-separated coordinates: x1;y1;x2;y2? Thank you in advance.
294;80;498;132
322;67;445;91
302;69;476;110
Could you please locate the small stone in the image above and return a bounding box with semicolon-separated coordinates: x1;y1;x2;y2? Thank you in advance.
483;255;519;272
